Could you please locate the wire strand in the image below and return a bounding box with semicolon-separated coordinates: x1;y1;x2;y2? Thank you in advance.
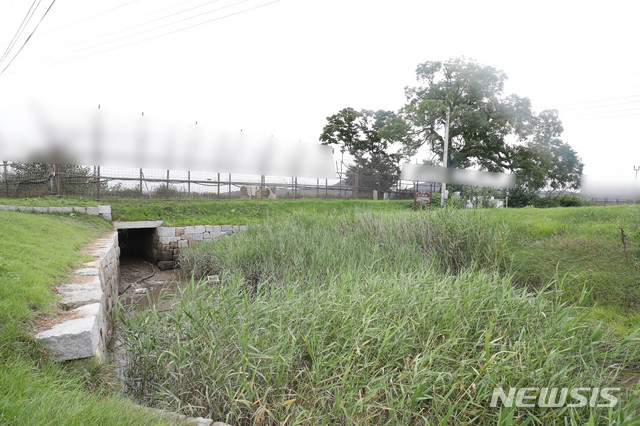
0;0;57;75
0;0;42;67
7;0;279;73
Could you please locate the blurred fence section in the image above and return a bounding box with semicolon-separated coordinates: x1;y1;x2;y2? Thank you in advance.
3;161;634;205
0;161;428;201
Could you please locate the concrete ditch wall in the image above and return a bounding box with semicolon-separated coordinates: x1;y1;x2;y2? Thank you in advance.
0;204;112;221
153;225;247;270
35;232;120;361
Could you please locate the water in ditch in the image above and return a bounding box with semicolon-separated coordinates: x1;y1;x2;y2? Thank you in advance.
118;258;185;311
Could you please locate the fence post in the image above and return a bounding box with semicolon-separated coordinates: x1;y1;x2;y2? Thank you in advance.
139;168;143;197
294;177;298;199
96;166;101;200
3;161;8;197
166;169;170;198
55;165;62;196
50;163;55;195
228;173;231;199
217;173;220;199
325;179;328;199
187;171;191;196
353;173;359;199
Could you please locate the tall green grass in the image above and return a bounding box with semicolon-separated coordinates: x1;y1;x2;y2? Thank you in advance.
118;211;640;424
178;209;510;282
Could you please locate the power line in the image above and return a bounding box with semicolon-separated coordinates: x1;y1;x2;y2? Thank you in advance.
7;0;279;73
0;0;57;76
23;0;246;64
39;0;218;37
30;0;228;56
555;93;640;107
561;105;640;119
563;111;640;121
560;98;640;111
41;0;143;34
0;0;43;67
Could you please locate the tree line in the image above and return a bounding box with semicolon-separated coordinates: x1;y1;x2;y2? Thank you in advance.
320;57;583;206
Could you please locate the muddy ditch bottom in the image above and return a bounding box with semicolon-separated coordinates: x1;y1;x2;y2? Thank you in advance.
119;258;186;311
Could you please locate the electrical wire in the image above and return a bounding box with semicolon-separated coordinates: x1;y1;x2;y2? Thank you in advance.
0;0;57;76
555;94;640;108
560;99;640;111
565;111;640;121
0;0;43;67
7;0;279;73
23;0;250;64
41;0;143;34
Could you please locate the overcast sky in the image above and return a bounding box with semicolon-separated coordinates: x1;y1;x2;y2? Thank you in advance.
0;0;638;181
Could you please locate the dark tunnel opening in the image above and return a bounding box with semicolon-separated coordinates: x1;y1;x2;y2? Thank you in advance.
117;228;155;262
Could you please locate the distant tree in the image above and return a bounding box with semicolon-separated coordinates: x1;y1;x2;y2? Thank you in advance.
8;162;91;180
7;162;96;197
510;109;583;198
320;59;583;203
401;57;535;171
345;153;400;193
320;108;403;192
399;57;582;200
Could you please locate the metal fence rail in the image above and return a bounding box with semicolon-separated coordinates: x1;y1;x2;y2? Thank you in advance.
3;161;635;206
0;161;420;201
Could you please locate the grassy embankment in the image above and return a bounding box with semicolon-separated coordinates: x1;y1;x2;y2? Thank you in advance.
107;198;410;226
0;196;98;207
0;211;169;424
118;206;640;424
0;197;411;225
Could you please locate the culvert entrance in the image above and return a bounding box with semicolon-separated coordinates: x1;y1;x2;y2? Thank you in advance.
118;228;155;261
113;220;164;263
113;220;184;308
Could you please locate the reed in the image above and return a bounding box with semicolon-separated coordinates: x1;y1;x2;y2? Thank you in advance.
118;210;640;424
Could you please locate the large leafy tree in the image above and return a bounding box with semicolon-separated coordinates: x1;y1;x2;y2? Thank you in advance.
320;108;402;192
399;57;582;196
401;58;534;172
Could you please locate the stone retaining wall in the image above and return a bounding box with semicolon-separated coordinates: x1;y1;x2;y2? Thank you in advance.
0;204;112;221
35;232;120;361
153;225;248;270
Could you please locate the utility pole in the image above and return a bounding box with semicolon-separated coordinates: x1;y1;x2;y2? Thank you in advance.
634;165;639;180
441;106;450;207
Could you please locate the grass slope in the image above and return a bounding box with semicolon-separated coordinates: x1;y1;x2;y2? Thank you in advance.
0;211;168;424
108;199;411;226
479;206;640;337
